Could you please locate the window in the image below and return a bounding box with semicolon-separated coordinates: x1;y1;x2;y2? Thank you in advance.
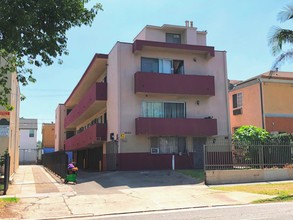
142;102;185;118
141;57;159;73
232;93;242;108
29;129;34;138
166;33;181;44
151;136;186;154
232;93;243;115
141;57;184;74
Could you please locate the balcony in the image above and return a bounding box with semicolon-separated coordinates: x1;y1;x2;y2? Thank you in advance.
134;72;215;96
65;82;107;128
135;117;217;136
64;124;107;151
133;40;215;58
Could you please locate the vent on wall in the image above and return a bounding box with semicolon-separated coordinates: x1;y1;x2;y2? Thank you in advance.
151;148;160;154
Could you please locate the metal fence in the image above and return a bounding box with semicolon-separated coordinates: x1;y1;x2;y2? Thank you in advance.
42;151;68;179
204;141;293;170
0;154;10;195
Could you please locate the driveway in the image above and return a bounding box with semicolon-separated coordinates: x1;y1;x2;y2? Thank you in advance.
4;165;273;219
71;169;201;195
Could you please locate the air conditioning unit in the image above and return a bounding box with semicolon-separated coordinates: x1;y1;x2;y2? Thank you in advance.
151;148;159;154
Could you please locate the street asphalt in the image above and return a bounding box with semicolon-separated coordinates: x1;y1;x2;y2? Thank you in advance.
3;165;273;219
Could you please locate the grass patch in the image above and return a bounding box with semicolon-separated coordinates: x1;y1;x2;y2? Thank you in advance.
0;184;3;191
177;169;204;182
211;182;293;204
211;182;293;196
253;194;293;204
0;197;19;203
0;197;19;209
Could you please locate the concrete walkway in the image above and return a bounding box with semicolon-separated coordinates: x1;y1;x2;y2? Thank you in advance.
3;165;273;219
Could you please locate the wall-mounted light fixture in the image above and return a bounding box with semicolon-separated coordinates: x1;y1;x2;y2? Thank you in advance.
193;57;197;62
213;138;216;144
196;100;200;105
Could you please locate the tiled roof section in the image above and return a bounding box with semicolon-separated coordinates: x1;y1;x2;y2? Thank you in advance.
261;71;293;80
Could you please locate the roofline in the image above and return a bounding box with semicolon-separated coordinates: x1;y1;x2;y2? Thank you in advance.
230;71;293;91
64;53;108;105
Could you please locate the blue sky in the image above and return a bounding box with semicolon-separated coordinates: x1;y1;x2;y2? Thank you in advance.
20;0;293;140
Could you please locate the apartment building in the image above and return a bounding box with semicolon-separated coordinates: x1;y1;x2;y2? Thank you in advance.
0;57;20;177
19;118;38;164
63;22;230;171
42;123;55;153
229;71;293;134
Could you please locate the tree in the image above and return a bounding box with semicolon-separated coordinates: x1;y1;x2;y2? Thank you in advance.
268;4;293;71
233;126;270;166
0;0;102;109
233;125;270;144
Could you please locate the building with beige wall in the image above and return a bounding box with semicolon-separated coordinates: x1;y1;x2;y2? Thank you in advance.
62;22;230;171
42;123;55;153
55;104;66;152
0;57;20;177
229;71;293;134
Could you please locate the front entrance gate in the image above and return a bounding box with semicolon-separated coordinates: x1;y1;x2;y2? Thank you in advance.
193;137;207;169
106;142;118;171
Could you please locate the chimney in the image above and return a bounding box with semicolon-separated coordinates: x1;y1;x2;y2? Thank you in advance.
185;20;189;27
190;21;193;27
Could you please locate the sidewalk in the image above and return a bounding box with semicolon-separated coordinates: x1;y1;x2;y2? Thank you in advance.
3;165;273;219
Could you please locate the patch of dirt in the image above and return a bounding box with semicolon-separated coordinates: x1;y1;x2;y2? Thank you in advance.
0;201;19;219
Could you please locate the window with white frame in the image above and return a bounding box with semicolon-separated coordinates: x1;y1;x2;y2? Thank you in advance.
141;57;184;74
142;101;185;118
150;136;186;154
232;92;243;115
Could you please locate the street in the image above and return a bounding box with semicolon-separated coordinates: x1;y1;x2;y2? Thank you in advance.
83;202;293;220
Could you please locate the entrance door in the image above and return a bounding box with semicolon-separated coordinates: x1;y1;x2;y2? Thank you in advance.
193;137;207;169
106;142;118;171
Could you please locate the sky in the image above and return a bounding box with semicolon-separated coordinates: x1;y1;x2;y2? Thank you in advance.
19;0;293;141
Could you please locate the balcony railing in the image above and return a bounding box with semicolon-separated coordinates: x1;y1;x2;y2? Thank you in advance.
65;82;107;128
64;124;107;151
135;117;217;136
134;72;215;96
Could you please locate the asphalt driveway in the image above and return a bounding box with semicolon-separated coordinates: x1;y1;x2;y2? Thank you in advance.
70;169;202;195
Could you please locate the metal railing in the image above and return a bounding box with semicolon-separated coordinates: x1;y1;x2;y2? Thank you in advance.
42;151;68;179
0;154;10;195
204;141;293;170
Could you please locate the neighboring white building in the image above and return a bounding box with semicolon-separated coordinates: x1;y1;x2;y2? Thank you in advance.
19;118;38;164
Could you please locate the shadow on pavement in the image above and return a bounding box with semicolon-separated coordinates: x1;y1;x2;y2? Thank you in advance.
74;169;202;188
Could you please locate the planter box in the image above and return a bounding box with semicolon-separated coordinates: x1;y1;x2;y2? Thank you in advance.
206;168;293;185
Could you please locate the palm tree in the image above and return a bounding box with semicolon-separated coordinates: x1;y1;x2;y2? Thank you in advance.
268;4;293;71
